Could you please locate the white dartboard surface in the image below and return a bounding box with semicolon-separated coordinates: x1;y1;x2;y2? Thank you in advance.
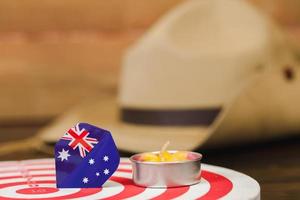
0;158;260;200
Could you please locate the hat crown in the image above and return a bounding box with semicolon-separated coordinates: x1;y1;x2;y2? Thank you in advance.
120;0;271;109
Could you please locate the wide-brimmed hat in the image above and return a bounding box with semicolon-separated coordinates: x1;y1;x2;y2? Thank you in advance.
39;0;300;152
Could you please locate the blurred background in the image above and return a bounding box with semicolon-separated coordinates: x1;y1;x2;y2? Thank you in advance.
0;0;299;199
0;0;299;125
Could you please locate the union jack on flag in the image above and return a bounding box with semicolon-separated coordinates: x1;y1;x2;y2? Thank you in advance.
55;123;120;188
61;124;98;158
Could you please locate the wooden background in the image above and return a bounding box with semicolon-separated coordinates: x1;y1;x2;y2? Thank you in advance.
0;0;299;121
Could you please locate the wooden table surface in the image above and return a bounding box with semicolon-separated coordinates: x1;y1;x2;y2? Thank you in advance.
0;121;299;200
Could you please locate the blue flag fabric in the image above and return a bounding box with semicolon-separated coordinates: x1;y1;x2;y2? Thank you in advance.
55;123;120;188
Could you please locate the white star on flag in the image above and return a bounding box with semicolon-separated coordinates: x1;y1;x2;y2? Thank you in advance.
82;177;89;184
96;172;100;176
104;168;110;175
88;158;95;165
58;149;70;162
103;155;109;162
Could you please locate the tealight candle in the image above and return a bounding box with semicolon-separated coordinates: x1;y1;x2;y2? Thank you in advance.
130;142;202;188
139;141;190;162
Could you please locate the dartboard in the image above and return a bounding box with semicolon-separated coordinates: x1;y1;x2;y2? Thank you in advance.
0;158;260;199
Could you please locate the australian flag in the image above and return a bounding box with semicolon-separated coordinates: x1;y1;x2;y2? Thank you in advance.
55;123;120;188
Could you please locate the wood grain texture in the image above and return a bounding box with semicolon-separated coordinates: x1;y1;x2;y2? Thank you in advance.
0;0;183;120
0;0;183;31
0;30;142;120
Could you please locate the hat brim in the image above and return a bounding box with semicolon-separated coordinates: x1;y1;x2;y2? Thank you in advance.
40;95;217;152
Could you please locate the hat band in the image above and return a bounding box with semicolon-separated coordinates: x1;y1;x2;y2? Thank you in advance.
121;108;221;126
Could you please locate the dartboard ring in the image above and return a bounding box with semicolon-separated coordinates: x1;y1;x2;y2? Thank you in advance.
0;158;260;200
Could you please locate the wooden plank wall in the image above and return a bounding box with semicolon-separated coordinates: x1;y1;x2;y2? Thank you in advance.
0;0;183;121
0;0;299;122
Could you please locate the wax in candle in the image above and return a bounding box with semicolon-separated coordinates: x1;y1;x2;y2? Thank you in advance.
140;151;189;162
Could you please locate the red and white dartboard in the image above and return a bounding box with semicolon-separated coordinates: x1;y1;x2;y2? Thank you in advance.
0;158;260;199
